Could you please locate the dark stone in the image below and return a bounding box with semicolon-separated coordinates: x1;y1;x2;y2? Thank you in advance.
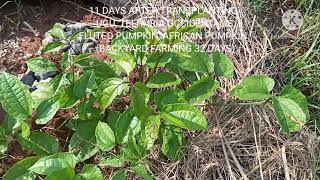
20;71;36;87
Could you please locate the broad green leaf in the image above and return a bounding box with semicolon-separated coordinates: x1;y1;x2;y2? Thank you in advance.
62;50;72;70
18;132;59;155
52;23;65;30
147;72;181;88
189;10;211;19
50;27;66;39
161;103;208;130
75;58;120;82
3;114;20;135
106;111;121;132
0;72;33;120
97;78;126;111
146;52;173;68
78;96;103;120
154;89;186;109
116;107;141;144
35;96;60;124
121;132;145;161
280;86;309;119
212;51;234;78
111;170;128;180
140;115;160;150
20;120;31;138
0;127;11;154
51;73;69;95
108;49;136;76
160;124;186;161
73;71;96;98
69;120;99;161
75;164;103;180
4;156;40;180
230;75;275;100
95;121;115;151
59;85;79;109
185;77;220;104
29;153;78;175
272;97;307;134
99;155;126;167
131;82;152;119
171;43;214;73
131;163;153;180
44;167;75;180
44;42;63;53
31;82;54;108
26;57;58;73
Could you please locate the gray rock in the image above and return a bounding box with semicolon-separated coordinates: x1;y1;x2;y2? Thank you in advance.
20;71;36;87
34;71;57;81
65;23;88;34
82;42;96;53
70;42;83;55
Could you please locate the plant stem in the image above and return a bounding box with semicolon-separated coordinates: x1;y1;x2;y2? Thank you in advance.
145;52;165;83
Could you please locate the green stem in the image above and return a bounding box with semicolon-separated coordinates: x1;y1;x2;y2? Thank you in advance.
145;52;165;83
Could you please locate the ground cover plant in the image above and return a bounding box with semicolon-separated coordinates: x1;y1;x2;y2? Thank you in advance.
0;11;311;180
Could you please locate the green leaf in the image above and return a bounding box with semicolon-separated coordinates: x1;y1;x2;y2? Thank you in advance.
59;85;79;109
95;121;115;151
280;86;309;119
161;103;208;130
185;77;220;104
29;153;78;175
69;120;99;161
154;89;186;109
44;42;63;53
76;164;103;180
212;51;234;78
62;50;72;70
108;49;136;76
18;132;60;155
106;111;121;132
73;71;96;98
51;74;69;95
31;82;54;108
160;124;186;161
26;57;58;73
3;114;21;135
140;115;160;150
111;170;128;180
50;26;66;39
75;58;120;82
189;10;211;19
131;82;152;119
4;156;40;180
171;43;214;73
115;107;141;144
0;127;11;154
230;75;275;100
44;167;75;180
35;96;60;124
146;52;173;68
272;97;307;134
147;72;181;88
20;120;31;138
78;96;103;120
0;72;33;120
131;163;153;180
97;78;126;111
99;155;126;167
